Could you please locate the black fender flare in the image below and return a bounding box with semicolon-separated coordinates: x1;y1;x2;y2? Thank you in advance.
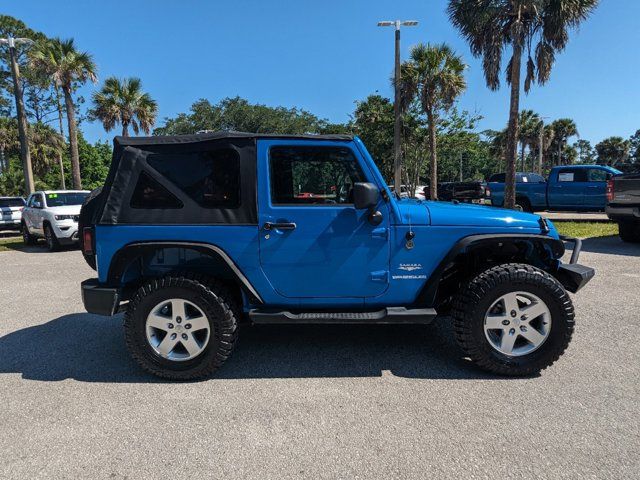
106;241;263;303
414;234;565;307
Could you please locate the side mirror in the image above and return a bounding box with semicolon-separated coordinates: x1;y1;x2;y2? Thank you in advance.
33;201;42;209
353;182;379;210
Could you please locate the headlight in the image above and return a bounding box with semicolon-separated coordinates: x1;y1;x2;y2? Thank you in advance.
55;215;74;221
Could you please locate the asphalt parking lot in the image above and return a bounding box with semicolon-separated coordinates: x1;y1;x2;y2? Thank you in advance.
0;237;638;479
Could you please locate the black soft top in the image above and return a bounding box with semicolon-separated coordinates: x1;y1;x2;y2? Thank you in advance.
98;131;353;227
114;130;352;150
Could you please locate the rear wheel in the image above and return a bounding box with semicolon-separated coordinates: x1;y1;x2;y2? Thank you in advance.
44;223;59;251
618;221;640;243
515;197;533;213
124;274;239;380
452;263;574;376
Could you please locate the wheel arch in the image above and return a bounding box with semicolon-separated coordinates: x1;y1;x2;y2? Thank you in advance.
107;241;263;305
414;234;565;310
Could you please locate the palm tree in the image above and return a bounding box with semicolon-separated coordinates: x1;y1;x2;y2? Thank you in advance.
90;77;158;137
551;118;578;166
448;0;599;209
398;43;466;200
30;38;97;189
517;110;541;171
29;123;65;180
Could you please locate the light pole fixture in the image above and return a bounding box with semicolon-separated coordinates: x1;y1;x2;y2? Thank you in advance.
377;20;418;195
0;36;35;194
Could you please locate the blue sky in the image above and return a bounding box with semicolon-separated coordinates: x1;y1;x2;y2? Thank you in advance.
5;0;639;146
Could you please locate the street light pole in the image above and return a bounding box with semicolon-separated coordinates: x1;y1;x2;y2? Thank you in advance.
378;20;418;195
1;36;35;194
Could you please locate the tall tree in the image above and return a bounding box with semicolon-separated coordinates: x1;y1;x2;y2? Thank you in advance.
551;118;578;165
595;137;630;166
448;0;599;208
30;37;97;189
352;95;394;180
517;110;541;170
28;122;65;178
629;129;640;164
398;43;466;200
0;116;18;171
574;139;595;164
90;76;157;137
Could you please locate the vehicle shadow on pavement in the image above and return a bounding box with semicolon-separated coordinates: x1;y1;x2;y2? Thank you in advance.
0;313;518;382
574;235;640;257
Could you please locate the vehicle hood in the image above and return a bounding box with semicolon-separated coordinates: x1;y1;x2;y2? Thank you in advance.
424;201;543;229
395;199;431;225
46;205;82;216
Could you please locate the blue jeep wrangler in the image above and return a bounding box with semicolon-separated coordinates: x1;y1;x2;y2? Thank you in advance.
79;132;594;379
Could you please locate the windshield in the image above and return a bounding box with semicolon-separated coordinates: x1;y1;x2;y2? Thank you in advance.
44;192;88;207
0;198;25;208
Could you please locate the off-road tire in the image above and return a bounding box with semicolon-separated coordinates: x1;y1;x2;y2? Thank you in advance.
618;221;640;243
22;221;36;245
124;274;239;380
452;263;574;376
44;223;60;252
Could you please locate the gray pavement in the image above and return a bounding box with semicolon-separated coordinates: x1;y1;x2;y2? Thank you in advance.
0;237;639;479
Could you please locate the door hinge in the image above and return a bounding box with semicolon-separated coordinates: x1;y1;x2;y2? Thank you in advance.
371;227;388;239
370;270;389;282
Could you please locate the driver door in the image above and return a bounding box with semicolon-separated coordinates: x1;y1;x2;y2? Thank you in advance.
257;140;390;299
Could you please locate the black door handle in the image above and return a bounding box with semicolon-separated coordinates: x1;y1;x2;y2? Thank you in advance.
264;222;296;231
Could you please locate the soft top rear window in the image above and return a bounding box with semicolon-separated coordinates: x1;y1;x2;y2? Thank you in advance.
0;198;25;208
147;148;241;209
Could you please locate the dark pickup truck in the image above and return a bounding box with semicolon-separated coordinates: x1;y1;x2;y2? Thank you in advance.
606;173;640;243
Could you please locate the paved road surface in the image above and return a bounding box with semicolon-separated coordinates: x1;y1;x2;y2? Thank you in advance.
0;237;638;479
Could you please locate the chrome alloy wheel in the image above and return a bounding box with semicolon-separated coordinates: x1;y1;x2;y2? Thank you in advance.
484;291;552;357
145;298;211;362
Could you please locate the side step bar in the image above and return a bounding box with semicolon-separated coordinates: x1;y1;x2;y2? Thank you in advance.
249;307;437;325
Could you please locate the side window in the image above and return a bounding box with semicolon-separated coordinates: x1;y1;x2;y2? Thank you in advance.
147;149;241;208
587;169;608;182
130;171;183;209
31;194;43;208
269;146;366;205
558;169;587;182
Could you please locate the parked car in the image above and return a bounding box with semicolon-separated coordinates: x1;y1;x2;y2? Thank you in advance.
424;181;488;203
606;172;640;243
22;190;90;250
80;131;593;380
487;165;621;212
0;196;26;230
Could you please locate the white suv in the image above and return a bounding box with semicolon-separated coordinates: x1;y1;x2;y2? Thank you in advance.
22;190;90;251
0;196;26;230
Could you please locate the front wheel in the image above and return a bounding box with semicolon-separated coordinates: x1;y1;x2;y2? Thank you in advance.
124;274;239;380
452;263;574;376
44;224;59;251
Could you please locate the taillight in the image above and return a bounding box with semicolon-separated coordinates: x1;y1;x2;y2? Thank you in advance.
82;227;94;256
606;179;615;202
485;186;491;198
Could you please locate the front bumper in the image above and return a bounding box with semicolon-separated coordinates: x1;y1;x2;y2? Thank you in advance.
556;235;595;293
53;220;79;243
81;279;121;316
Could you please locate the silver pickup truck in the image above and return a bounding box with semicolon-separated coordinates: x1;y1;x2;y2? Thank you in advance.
606;173;640;242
